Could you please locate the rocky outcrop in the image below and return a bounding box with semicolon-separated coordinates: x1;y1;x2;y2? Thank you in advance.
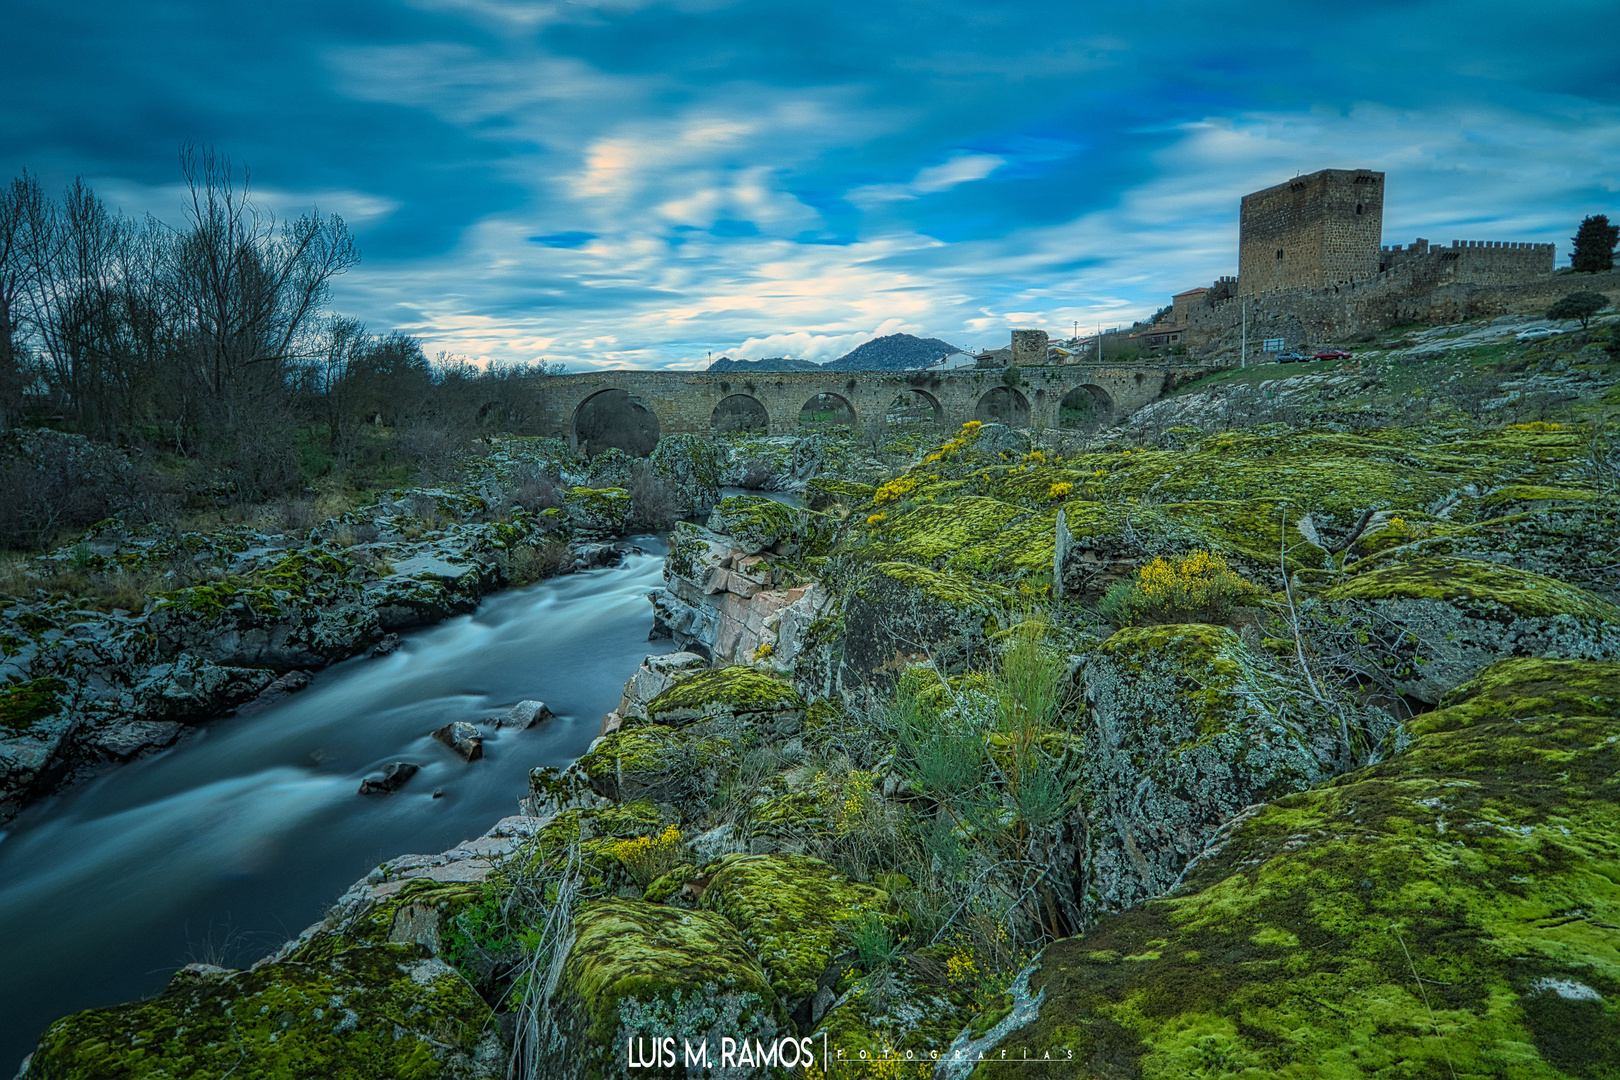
0;475;620;822
652;499;834;668
1080;624;1392;915
961;658;1620;1079
1323;556;1620;701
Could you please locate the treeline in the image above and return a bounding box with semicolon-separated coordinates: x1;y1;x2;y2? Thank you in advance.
0;147;563;509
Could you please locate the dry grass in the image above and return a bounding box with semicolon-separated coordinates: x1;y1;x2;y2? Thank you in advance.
508;539;570;585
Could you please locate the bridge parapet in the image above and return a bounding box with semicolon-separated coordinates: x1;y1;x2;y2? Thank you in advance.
539;364;1217;450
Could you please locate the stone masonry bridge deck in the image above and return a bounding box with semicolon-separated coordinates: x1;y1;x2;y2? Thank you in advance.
536;363;1216;450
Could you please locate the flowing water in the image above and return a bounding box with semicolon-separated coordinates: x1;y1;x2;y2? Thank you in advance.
0;539;672;1071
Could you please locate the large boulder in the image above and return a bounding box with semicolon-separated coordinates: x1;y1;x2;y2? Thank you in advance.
564;487;632;540
840;562;1010;681
649;434;726;516
962;658;1620;1079
698;854;885;1021
556;899;778;1080
1323;556;1620;702
23;934;498;1079
1081;624;1389;915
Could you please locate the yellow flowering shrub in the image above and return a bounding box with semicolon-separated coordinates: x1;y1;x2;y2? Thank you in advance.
1047;481;1073;499
946;945;980;982
873;477;917;505
1099;549;1263;626
866;512;887;526
606;824;682;887
820;769;879;837
1505;421;1563;431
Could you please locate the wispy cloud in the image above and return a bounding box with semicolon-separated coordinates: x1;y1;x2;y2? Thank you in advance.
3;0;1617;370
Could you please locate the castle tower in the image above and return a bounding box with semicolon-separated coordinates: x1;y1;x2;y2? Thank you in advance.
1238;169;1384;295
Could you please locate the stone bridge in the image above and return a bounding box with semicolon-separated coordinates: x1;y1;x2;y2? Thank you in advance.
532;363;1215;453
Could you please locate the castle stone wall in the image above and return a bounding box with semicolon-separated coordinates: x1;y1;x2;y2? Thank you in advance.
1010;329;1049;368
1238;169;1384;295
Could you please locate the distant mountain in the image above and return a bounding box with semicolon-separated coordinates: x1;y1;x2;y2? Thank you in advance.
705;356;822;372
824;333;962;371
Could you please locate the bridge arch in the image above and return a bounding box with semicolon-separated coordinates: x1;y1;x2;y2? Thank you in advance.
885;388;942;427
711;393;769;434
572;388;661;456
1058;384;1114;431
974;386;1030;428
798;392;857;430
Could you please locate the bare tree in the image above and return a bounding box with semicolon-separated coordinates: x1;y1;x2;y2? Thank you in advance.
161;144;358;405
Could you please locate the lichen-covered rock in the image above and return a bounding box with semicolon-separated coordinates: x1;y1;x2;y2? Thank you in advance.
1081;624;1389;916
564;486;632;539
557;899;778;1079
967;657;1620;1080
708;495;801;556
617;652;709;720
23;936;498;1080
840;562;1011;680
646;666;804;726
813;952;980;1075
804;478;875;513
698;854;885;1016
1324;556;1620;702
576;724;734;802
649;433;726;516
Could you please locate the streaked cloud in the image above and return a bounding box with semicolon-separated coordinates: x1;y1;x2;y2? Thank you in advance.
2;0;1616;369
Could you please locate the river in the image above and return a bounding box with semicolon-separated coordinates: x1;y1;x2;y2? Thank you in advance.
0;538;672;1071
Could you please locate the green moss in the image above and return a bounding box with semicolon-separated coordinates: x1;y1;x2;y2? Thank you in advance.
1325;557;1620;622
973;658;1620;1080
0;676;67;732
869;562;1010;610
710;494;797;548
26;936;492;1080
699;854;887;1006
561;899;775;1044
646;666;804;723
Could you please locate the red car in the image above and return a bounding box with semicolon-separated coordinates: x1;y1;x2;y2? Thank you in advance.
1312;349;1352;361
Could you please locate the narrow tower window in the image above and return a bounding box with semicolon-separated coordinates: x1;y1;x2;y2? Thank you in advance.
1356;203;1363;215
1276;249;1284;261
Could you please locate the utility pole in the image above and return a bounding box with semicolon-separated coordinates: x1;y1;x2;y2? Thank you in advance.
1240;298;1248;369
1096;324;1101;363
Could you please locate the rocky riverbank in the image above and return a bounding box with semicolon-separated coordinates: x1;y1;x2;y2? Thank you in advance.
13;323;1620;1079
0;429;878;824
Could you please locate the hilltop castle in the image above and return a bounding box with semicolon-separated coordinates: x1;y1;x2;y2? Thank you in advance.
1161;168;1565;356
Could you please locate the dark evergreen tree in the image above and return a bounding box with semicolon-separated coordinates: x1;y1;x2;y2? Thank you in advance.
1571;214;1618;272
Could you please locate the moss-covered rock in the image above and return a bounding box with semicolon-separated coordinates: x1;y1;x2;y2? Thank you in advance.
645;666;804;726
24;937;497;1080
1323;557;1620;702
0;677;68;733
708;495;799;555
1081;624;1390;916
649;434;726;516
841;562;1011;680
575;724;734;802
698;854;886;1014
564;486;632;538
557;899;777;1079
805;478;876;512
968;658;1620;1080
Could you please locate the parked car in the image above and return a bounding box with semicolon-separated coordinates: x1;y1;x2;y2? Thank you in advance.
1516;327;1559;343
1312;349;1353;361
1274;351;1307;363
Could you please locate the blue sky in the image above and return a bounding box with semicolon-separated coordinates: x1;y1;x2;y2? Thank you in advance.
4;0;1618;370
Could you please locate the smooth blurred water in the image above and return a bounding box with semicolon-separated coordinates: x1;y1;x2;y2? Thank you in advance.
0;539;671;1071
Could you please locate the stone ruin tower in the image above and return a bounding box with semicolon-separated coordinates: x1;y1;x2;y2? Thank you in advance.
1238;168;1384;295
